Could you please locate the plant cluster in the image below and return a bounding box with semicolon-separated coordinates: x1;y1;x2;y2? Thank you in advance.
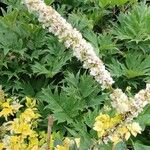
0;88;79;150
1;0;150;149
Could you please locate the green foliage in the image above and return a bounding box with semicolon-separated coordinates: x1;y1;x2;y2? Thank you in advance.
99;0;136;8
1;0;150;149
133;143;150;150
0;5;72;96
112;3;150;53
40;72;104;123
136;105;150;129
107;51;150;89
115;142;127;150
108;52;150;79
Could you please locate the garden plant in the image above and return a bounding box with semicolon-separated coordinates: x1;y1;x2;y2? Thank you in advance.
0;0;150;150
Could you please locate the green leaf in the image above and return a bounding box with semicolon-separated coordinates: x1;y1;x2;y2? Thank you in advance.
125;53;150;79
72;122;94;150
84;109;99;128
98;34;119;56
108;52;150;80
115;142;127;150
44;0;54;5
112;3;150;52
108;58;125;78
133;143;150;150
68;13;93;31
99;0;111;8
40;87;83;123
98;143;112;150
136;105;150;129
63;72;104;108
32;62;53;77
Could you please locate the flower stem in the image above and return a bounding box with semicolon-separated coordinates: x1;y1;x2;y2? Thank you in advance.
47;115;54;150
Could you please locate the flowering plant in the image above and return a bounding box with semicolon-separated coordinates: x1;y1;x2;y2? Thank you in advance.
1;0;150;149
0;88;80;150
24;0;150;147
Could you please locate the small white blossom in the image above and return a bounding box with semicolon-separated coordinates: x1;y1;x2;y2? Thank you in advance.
110;89;130;114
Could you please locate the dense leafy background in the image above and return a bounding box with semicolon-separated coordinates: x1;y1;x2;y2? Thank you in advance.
0;0;150;149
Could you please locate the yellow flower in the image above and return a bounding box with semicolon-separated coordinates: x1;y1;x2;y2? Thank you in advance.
111;114;122;125
118;126;131;141
26;97;36;108
63;138;73;149
1;101;10;107
0;95;43;150
11;101;23;112
20;108;40;122
127;122;142;137
95;114;110;123
94;113;123;138
55;138;75;150
93;120;103;132
27;136;39;150
9;136;26;150
0;99;22;120
0;143;4;150
111;134;121;145
94;114;110;137
93;120;105;137
110;122;142;145
97;130;105;138
10;136;20;148
0;101;14;120
7;118;34;137
94;114;111;132
30;145;38;150
74;138;80;148
55;145;66;150
38;131;47;147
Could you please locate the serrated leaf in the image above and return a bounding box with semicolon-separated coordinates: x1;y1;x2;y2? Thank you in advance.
84;109;99;128
40;87;84;123
32;62;53;77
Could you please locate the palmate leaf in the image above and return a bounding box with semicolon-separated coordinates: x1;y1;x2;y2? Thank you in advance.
113;3;150;42
83;109;99;128
112;3;150;52
108;52;150;79
125;53;150;79
69;121;94;150
108;58;125;78
40;87;83;123
63;72;105;108
32;35;72;77
68;13;93;31
0;9;25;56
98;33;119;56
32;62;53;77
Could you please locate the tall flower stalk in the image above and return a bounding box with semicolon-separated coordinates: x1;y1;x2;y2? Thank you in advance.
24;0;114;90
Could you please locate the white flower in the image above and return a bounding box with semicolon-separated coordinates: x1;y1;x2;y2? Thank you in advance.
110;89;130;114
24;0;114;90
127;122;142;137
